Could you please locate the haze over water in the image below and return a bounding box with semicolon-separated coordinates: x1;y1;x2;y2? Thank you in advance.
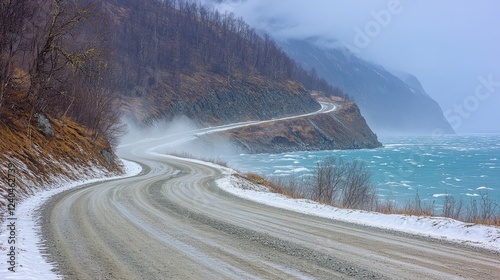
226;135;500;208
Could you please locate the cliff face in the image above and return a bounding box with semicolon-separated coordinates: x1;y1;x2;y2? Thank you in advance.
122;75;321;125
204;97;382;154
278;39;455;135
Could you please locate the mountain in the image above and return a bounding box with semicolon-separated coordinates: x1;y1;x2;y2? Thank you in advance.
277;38;455;135
100;0;381;148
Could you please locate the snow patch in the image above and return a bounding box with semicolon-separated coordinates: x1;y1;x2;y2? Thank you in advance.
0;160;142;280
217;174;500;252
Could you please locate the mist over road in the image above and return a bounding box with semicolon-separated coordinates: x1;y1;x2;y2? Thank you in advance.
41;102;500;279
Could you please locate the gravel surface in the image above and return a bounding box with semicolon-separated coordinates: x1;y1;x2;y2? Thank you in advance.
39;154;500;279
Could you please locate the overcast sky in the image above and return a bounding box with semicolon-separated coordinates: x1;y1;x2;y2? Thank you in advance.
205;0;500;133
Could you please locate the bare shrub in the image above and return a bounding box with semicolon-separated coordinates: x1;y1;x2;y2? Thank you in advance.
268;174;307;199
403;190;434;216
312;156;345;204
305;156;378;210
442;194;463;220
340;160;377;210
479;190;498;222
462;190;500;224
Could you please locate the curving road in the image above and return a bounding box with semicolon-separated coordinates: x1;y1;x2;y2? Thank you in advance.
41;103;500;279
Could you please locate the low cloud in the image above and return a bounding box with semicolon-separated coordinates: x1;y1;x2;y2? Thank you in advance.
205;0;500;133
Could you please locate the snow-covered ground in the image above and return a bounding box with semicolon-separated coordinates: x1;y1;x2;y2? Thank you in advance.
217;172;500;252
0;160;142;280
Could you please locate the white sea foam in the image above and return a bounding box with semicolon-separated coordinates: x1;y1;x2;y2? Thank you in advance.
466;193;480;197
477;186;494;190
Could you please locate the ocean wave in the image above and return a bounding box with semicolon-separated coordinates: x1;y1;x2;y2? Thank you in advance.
432;193;450;198
476;186;494;190
273;167;310;174
466;193;480;197
229;135;500;207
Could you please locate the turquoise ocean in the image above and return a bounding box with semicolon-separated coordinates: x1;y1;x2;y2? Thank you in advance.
225;135;500;208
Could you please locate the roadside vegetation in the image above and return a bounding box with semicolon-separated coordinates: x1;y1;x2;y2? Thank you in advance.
0;0;123;217
245;156;500;226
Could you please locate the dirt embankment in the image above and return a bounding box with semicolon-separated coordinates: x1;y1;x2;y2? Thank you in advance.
0;93;121;220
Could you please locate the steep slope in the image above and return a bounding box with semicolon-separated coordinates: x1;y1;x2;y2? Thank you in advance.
98;0;382;152
225;101;381;153
0;88;121;220
0;0;126;219
278;38;455;135
102;0;339;125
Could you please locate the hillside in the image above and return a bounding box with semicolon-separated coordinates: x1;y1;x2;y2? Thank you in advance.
101;0;344;125
277;38;455;135
0;87;120;218
0;0;124;216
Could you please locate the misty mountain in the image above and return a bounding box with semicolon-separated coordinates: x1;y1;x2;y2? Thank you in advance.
277;38;455;135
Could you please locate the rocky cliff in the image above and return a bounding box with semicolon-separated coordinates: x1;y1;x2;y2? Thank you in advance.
198;96;382;154
122;75;321;126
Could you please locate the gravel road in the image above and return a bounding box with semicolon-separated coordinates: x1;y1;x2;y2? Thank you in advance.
40;154;500;279
40;103;500;279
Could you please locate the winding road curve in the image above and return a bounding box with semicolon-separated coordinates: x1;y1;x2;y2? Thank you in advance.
41;103;500;279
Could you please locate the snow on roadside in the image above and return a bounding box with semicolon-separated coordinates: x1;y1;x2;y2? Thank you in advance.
0;159;142;280
216;173;500;252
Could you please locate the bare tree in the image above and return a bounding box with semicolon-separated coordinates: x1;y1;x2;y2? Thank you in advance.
0;0;34;110
442;194;463;220
313;156;346;203
27;0;96;111
341;160;376;210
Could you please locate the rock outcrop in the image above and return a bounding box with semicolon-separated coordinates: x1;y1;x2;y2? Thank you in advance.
124;78;321;126
200;96;382;153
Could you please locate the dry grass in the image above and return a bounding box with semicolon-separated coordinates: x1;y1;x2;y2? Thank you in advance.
0;88;121;220
243;173;305;199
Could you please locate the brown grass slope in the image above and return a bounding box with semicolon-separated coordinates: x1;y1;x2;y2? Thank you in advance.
0;87;121;220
